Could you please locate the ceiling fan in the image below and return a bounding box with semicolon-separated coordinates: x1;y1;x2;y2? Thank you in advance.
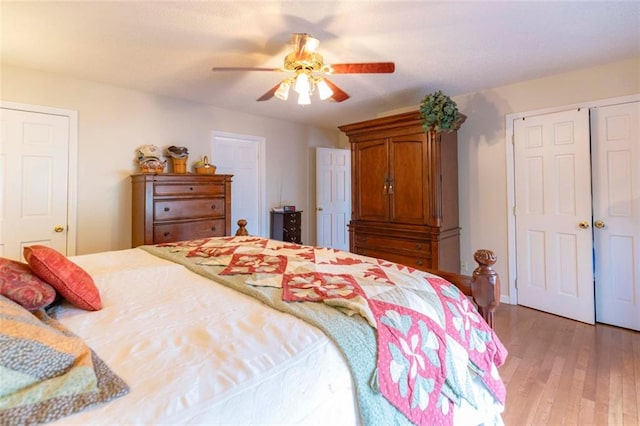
211;33;395;104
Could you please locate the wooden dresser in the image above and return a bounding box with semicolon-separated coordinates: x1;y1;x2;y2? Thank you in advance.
131;173;232;246
339;110;463;273
270;211;302;244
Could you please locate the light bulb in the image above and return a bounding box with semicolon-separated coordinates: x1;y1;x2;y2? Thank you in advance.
274;80;290;101
294;72;311;95
316;78;333;100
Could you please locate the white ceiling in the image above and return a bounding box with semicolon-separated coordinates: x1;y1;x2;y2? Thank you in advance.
2;1;639;129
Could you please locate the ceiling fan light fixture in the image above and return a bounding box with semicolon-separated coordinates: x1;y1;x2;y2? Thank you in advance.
297;91;311;105
316;78;333;100
274;80;291;100
294;71;311;95
212;33;395;105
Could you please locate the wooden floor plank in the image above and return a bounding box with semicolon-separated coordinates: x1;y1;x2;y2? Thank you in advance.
494;305;640;425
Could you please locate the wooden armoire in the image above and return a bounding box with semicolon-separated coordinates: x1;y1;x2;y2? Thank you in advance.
339;110;464;273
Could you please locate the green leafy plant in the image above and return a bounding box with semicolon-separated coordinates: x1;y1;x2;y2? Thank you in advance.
419;90;461;133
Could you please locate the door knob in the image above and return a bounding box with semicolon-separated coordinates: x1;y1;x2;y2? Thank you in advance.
54;225;65;233
594;220;606;229
316;207;323;211
578;221;590;229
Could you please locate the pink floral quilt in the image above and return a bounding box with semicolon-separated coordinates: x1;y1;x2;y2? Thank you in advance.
155;236;507;425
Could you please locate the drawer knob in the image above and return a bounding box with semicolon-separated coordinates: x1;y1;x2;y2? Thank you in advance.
211;226;217;231
416;260;423;266
211;204;216;209
189;187;194;191
416;244;423;250
164;207;170;212
163;232;170;237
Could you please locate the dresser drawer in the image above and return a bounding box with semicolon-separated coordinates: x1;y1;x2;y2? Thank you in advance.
154;183;224;197
283;212;301;226
354;234;431;256
353;246;433;270
154;198;225;221
154;219;226;243
282;228;302;243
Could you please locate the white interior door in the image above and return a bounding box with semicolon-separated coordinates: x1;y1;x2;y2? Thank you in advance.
315;147;350;250
514;108;595;324
0;107;70;260
592;101;640;331
211;131;266;237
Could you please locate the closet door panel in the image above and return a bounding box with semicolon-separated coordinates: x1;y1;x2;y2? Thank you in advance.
592;101;640;331
514;108;594;324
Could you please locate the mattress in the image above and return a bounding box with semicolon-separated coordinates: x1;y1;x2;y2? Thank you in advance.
52;248;358;425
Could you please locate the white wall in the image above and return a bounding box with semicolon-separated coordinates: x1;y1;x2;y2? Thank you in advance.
1;65;339;254
454;56;640;300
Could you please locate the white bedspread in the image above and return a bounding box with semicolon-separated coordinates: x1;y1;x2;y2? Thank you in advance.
52;248;358;425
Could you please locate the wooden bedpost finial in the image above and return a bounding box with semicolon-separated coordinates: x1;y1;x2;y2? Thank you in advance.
471;249;500;329
235;219;249;236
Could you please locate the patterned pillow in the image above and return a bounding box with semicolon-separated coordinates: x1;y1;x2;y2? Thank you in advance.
0;258;56;311
0;295;129;424
23;245;102;311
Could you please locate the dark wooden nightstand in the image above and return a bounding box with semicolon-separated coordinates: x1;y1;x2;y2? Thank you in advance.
270;211;302;244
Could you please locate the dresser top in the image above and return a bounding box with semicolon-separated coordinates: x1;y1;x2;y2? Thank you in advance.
131;173;233;183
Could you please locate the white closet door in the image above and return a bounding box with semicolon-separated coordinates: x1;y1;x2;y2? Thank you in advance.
211;132;265;238
514;108;595;324
592;101;640;331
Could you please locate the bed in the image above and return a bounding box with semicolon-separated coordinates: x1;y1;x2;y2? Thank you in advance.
0;222;506;425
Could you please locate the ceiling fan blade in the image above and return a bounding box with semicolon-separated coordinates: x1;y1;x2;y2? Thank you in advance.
212;66;282;72
291;33;319;60
326;62;395;74
292;33;306;57
256;82;282;102
323;78;350;102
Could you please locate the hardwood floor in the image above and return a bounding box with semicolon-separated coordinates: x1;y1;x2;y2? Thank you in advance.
495;304;640;425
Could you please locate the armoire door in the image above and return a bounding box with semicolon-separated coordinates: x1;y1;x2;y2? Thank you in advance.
352;138;388;222
388;133;428;225
514;108;595;324
591;101;640;331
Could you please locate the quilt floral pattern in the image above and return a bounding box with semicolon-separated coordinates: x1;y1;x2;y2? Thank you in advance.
219;253;287;275
282;272;364;302
158;236;507;425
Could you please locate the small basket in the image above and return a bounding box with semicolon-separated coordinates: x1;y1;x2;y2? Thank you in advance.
195;156;216;175
171;157;188;174
139;163;165;174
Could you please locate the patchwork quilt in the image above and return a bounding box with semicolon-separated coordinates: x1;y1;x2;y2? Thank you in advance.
0;295;129;424
143;236;507;425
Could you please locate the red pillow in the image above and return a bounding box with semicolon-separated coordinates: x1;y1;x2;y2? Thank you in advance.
0;258;56;311
23;245;102;311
